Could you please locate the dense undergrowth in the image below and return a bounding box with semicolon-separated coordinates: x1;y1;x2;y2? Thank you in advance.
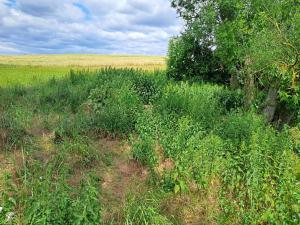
0;68;299;224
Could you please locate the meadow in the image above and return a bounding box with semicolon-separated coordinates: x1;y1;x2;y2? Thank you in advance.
0;56;299;224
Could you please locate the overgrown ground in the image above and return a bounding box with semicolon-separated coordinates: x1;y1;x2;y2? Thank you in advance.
0;68;299;224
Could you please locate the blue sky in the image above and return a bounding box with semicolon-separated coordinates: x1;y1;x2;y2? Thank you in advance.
0;0;182;55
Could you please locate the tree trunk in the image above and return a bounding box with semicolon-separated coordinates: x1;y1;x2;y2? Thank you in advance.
243;58;255;110
262;88;278;122
244;72;255;110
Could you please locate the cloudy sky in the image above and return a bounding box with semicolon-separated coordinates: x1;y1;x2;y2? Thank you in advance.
0;0;182;55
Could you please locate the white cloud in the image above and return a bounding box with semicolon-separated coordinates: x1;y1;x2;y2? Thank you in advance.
0;0;183;55
0;42;24;53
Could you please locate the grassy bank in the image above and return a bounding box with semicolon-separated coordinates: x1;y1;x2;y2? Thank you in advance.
0;68;299;224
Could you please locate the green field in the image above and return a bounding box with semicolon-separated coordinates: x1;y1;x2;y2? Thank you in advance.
0;54;166;86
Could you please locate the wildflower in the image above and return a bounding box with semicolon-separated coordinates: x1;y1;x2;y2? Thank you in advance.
6;212;14;222
0;206;3;213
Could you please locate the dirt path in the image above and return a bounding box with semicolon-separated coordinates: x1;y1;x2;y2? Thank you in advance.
1;133;149;224
99;139;148;224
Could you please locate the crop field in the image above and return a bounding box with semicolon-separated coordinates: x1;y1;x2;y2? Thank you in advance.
0;55;166;86
0;64;299;224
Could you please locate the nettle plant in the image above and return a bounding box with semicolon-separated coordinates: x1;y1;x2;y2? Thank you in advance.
88;79;143;135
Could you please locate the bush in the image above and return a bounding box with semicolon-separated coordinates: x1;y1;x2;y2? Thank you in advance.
38;74;92;113
132;137;158;169
216;111;265;147
219;128;300;224
89;79;143;136
60;138;99;168
167;32;229;83
54;113;90;143
157;83;223;129
160;116;203;159
216;88;243;112
132;72;164;104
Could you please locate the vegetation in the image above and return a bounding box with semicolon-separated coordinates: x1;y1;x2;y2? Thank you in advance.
168;0;300;124
0;1;299;224
0;66;299;224
0;54;165;86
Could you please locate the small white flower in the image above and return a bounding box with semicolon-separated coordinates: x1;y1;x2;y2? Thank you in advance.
0;206;3;213
6;212;14;222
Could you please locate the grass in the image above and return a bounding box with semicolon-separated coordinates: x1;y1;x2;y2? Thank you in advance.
0;54;166;87
0;67;299;224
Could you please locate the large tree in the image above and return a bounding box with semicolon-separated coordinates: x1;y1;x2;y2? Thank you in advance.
170;0;300;123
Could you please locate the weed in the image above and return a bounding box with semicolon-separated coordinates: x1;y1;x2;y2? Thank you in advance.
124;191;173;225
0;108;32;150
89;79;143;136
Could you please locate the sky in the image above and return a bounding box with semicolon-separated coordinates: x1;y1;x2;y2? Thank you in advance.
0;0;183;55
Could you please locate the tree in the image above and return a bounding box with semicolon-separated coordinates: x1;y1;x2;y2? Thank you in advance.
167;0;229;83
169;0;300;123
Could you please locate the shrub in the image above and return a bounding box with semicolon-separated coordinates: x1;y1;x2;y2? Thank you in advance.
11;84;27;97
132;137;158;169
60;138;99;168
135;109;161;141
219;128;300;224
216;88;243;112
216;111;265;147
38;75;92;113
160;116;203;159
187;134;224;188
157;83;223;129
89;79;143;135
161;126;222;192
167;33;229;83
132;72;163;104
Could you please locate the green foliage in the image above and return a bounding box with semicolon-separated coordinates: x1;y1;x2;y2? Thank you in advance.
71;175;102;225
124;191;173;225
1;67;299;224
216;111;265;147
171;0;300;122
0;108;32;150
216;88;243;112
0;174;18;225
88;78;143;136
24;175;101;225
220;128;300;224
132;72;164;104
53;113;90;143
39;78;91;113
167;32;229;82
157;82;223;128
132;137;158;169
132;78;299;223
60;138;100;168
